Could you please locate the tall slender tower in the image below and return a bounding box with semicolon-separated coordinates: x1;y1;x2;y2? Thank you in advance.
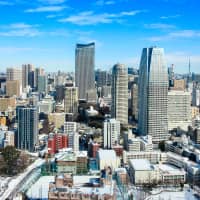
138;47;169;143
75;43;95;100
111;63;128;125
16;106;38;152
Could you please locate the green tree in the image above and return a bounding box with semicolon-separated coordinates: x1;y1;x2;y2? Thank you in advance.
1;146;20;175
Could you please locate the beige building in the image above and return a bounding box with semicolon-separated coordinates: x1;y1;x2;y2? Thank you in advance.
173;79;186;90
64;87;78;114
48;113;65;129
0;96;16;112
6;80;21;97
168;90;191;131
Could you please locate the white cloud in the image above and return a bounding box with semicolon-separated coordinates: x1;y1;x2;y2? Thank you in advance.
0;23;42;37
0;1;14;5
145;23;176;29
25;5;67;13
95;0;115;6
160;14;181;19
148;30;200;42
58;10;144;25
37;0;66;4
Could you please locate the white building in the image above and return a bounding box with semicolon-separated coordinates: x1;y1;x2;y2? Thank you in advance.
103;118;120;149
129;159;158;184
64;122;77;135
168;90;191;131
111;63;128;125
68;132;79;152
97;149;120;170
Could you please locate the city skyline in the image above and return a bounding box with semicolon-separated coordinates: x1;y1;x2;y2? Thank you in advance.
0;0;199;73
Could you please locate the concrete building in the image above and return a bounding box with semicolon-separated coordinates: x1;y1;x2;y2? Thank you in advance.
16;106;38;152
168;90;191;131
111;63;128;125
68;132;79;152
138;47;169;143
131;83;138;120
6;80;21;97
38;75;47;93
173;79;186;90
75;43;95;100
4;131;15;147
97;149;120;170
48;113;65;129
48;174;115;200
64;87;78;114
6;67;22;85
22;64;34;90
103;118;120;149
129;159;185;185
64;121;77;135
48;133;68;154
0;96;16;112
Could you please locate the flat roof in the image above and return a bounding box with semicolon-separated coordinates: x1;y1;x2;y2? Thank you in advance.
26;176;54;199
129;159;153;171
98;149;117;160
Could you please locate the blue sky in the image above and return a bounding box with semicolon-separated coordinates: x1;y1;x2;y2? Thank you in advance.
0;0;199;73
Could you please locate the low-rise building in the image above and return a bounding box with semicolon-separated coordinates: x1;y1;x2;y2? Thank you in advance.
97;149;120;170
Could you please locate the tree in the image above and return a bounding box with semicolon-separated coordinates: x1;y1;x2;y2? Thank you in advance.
1;146;20;175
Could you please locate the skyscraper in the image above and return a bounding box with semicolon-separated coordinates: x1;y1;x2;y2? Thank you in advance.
6;67;22;94
16;106;38;152
22;64;34;90
103;118;120;149
64;87;78;114
111;63;128;125
138;47;169;143
75;43;95;100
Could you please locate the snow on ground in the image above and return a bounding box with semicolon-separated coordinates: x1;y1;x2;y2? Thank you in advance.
0;158;45;200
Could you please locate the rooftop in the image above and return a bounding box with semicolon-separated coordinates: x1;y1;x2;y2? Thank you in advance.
129;159;154;171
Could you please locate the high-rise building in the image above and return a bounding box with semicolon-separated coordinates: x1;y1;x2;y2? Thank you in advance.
22;64;34;89
68;132;79;152
75;43;95;100
64;121;77;135
168;64;175;87
131;83;138;120
168;90;191;131
37;75;47;93
6;80;21;97
6;67;22;83
35;68;45;90
0;96;16;112
64;87;78;114
95;70;111;87
138;47;169;143
111;63;128;125
16;106;38;152
6;68;22;93
103;118;120;149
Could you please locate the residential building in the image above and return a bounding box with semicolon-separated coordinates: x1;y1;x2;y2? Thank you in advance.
103;118;120;149
111;63;128;125
64;87;78;114
168;90;191;131
16;106;38;152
